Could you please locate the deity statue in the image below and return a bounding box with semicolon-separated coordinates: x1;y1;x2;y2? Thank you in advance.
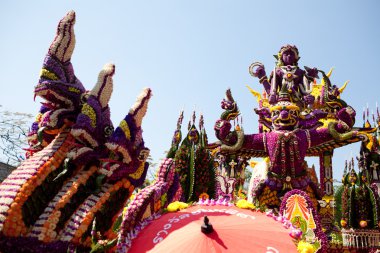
211;87;361;207
249;45;318;109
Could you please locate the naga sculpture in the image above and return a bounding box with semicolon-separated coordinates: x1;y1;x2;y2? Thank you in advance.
0;11;152;252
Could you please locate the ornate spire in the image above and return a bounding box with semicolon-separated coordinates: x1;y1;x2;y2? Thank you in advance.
199;113;204;131
177;110;184;130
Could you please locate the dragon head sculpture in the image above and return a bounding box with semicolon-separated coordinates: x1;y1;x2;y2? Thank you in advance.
34;11;85;130
71;63;115;148
102;88;152;186
67;63;115;166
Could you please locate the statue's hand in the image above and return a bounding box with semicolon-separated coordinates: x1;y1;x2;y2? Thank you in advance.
254;107;271;119
256;65;266;79
336;106;356;129
268;93;277;104
249;62;266;78
310;109;327;119
305;66;319;79
303;94;315;105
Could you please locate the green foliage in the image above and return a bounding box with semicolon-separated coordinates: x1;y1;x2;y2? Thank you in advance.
174;144;191;200
334;184;344;226
90;238;117;253
187;144;195;202
174;136;216;202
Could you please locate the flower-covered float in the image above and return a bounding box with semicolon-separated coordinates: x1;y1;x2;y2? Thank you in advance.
0;11;380;253
0;11;152;252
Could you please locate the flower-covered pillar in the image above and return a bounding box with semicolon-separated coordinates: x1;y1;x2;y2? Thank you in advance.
319;150;335;230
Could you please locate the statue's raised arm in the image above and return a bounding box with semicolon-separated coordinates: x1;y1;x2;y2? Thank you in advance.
211;89;265;154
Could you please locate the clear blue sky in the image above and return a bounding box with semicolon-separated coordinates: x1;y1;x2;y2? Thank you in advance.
1;1;379;183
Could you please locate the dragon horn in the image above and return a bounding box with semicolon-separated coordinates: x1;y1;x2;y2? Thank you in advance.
326;67;334;78
129;88;152;128
48;11;76;63
319;70;332;92
90;63;115;108
338;80;349;94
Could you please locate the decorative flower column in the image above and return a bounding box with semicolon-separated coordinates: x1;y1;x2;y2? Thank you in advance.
319;151;335;230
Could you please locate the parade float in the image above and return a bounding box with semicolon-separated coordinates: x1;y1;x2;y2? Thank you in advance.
0;11;379;253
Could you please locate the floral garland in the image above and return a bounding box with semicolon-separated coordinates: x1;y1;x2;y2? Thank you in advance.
117;158;177;250
0;131;71;236
197;198;234;207
370;183;380;227
0;235;88;253
116;213;161;252
90;186;132;244
59;179;134;243
166;173;181;205
29;166;98;242
118;185;156;245
198;192;209;200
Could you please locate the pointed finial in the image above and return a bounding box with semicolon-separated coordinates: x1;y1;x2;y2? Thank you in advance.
357;156;363;171
199;113;204;130
344;160;347;175
177;110;184;130
367;103;370;118
192;111;196;125
373;111;376;125
348;159;352;171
